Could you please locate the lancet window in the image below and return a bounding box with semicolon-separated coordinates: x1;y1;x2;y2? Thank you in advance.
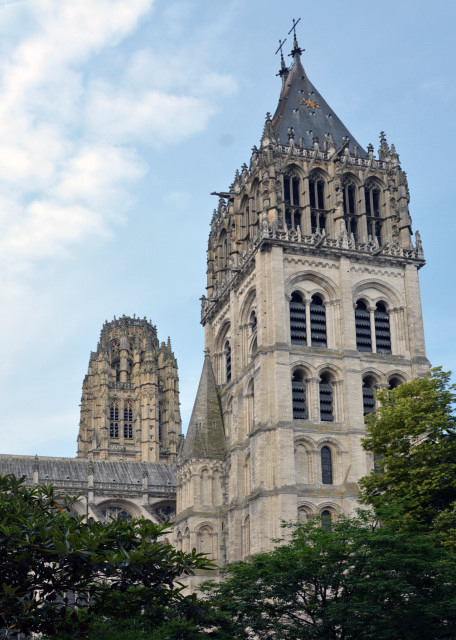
225;341;231;383
319;372;334;422
292;370;307;420
342;177;358;240
309;173;326;233
109;400;119;438
123;400;133;439
321;446;333;484
365;182;382;244
283;172;302;230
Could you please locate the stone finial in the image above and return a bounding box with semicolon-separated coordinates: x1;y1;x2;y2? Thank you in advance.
379;131;390;160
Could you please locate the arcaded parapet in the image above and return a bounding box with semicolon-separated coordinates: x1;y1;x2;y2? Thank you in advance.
77;316;181;463
0;454;176;523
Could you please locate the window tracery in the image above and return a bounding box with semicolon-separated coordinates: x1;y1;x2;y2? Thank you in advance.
309;173;326;233
110;400;119;438
123;399;133;439
283;172;302;230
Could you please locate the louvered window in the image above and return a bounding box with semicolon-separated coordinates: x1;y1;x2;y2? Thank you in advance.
321;509;332;532
310;295;327;347
225;341;231;383
319;373;334;422
374;302;391;353
321;447;333;484
290;291;306;344
110;401;119;438
388;377;402;390
123;401;133;439
292;370;307;419
362;378;376;417
355;300;372;352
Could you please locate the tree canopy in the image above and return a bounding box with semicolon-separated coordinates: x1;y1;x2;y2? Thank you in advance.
0;474;216;639
203;511;456;640
359;368;456;546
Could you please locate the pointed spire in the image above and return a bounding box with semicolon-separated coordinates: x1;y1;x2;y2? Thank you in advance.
275;38;289;80
378;131;390;160
179;353;225;463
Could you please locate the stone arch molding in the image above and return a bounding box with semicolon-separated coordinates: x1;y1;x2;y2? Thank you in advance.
352;278;402;309
286;270;338;301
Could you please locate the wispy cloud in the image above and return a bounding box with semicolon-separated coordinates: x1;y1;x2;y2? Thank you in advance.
0;0;236;275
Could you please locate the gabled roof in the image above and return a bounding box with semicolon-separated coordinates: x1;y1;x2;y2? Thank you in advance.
271;43;367;157
180;354;225;463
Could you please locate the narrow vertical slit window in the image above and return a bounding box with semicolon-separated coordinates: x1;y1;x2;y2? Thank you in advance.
123;400;133;439
225;341;232;383
355;300;372;352
110;401;119;438
290;291;306;344
319;373;334;422
321;447;333;484
284;175;291;204
292;370;307;419
310;294;327;347
374;302;391;353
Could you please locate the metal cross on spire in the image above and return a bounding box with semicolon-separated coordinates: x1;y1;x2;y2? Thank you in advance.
288;17;304;57
275;38;289;77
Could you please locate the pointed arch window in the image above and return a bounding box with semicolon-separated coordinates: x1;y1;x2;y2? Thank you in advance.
123;400;133;439
110;401;119;438
342;177;358;240
310;294;327;347
292;370;307;419
309;173;326;233
365;182;382;245
374;302;391;353
250;310;257;333
355;300;372;352
319;373;334;422
290;291;306;344
225;341;231;383
362;377;376;417
283;172;301;230
321;446;333;484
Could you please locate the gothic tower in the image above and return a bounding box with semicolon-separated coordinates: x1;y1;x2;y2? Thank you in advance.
78;315;181;463
175;33;429;576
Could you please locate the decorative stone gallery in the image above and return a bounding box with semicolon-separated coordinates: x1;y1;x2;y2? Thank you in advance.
0;33;428;569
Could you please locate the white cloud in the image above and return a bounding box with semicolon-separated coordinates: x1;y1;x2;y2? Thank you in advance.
0;0;237;278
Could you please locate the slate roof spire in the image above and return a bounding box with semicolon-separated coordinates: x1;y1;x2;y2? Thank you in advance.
271;22;366;157
179;352;225;463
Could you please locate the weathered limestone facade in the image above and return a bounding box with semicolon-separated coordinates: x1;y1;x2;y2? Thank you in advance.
0;317;181;524
174;34;429;585
78;315;181;464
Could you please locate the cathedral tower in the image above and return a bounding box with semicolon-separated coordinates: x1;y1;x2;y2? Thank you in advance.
175;33;429;571
78;315;181;463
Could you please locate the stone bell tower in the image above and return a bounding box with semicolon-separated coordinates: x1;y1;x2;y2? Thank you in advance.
175;29;429;571
78;315;181;463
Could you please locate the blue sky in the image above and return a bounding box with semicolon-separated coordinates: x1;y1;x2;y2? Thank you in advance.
1;0;454;457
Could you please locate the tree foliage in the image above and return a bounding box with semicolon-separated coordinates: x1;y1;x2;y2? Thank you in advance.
0;474;215;639
359;368;456;545
203;511;456;640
